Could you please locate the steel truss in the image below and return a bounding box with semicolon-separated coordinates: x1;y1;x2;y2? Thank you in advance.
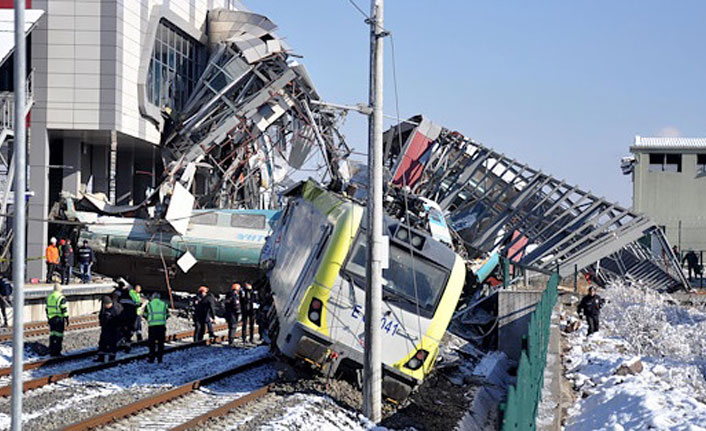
384;116;687;291
157;11;349;211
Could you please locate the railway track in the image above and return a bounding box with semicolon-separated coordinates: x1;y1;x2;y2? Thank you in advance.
0;315;101;342
62;356;275;431
0;324;232;396
0;323;229;378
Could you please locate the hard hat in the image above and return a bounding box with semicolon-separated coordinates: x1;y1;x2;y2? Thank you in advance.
231;283;241;290
198;286;208;293
50;237;57;244
59;239;65;245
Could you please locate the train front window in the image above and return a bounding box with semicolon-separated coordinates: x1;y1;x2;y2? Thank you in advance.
345;240;449;314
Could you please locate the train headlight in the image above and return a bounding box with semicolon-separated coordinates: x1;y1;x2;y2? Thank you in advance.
308;298;323;326
404;349;429;370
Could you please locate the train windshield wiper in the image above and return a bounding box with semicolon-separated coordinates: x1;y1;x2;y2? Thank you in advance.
383;291;419;307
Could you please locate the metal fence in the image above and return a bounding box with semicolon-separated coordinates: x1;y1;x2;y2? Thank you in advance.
500;271;559;431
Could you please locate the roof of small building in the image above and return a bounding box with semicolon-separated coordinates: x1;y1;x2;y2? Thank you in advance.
631;136;706;151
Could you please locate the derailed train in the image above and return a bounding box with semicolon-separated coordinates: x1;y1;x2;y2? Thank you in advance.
260;180;481;400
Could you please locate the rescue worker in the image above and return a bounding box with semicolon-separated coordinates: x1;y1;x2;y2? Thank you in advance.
224;283;241;345
144;292;169;363
46;283;69;356
133;284;145;342
577;286;605;336
60;239;74;285
117;279;138;351
45;237;59;283
77;240;95;284
0;273;12;327
95;296;120;362
193;286;216;342
239;283;256;343
254;281;268;341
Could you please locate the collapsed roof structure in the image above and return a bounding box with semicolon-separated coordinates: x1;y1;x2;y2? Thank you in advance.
382;116;687;291
153;11;350;216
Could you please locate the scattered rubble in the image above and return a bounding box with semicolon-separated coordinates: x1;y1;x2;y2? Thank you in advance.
614;358;644;376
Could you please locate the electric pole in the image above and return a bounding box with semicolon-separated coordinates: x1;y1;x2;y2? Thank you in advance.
364;0;384;423
11;1;27;429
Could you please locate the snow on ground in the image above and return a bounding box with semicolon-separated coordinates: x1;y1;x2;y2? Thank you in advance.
0;344;40;367
258;393;381;431
0;345;271;430
564;282;706;431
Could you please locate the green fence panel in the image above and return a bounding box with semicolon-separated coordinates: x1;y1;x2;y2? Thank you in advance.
500;272;559;431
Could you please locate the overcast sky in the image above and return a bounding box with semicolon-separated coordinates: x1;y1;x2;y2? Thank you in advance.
247;0;706;206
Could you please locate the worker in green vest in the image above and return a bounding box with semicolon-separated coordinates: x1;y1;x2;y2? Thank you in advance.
46;283;69;356
144;292;169;363
133;285;145;342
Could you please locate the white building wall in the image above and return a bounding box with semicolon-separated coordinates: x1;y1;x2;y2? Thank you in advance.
34;0;233;143
27;0;236;279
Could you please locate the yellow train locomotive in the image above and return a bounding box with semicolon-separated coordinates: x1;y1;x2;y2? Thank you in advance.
261;180;466;399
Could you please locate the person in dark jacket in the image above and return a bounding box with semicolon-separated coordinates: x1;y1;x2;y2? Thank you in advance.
224;283;242;345
683;250;701;281
60;239;74;285
95;296;121;362
577;286;605;336
239;283;256;343
193;286;216;342
116;279;138;351
77;240;95;284
0;274;12;327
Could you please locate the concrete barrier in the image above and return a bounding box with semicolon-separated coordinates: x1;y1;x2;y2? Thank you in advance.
497;289;544;362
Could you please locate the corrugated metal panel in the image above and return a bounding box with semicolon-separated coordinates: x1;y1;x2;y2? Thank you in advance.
632;136;706;150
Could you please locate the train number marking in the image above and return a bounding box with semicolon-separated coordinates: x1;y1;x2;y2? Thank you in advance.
351;304;400;337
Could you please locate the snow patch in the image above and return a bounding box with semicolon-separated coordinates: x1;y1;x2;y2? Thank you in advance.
258;393;382;431
564;282;706;430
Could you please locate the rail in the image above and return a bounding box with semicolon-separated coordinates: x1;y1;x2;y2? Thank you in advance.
500;271;559;431
62;356;273;431
0;315;100;342
0;324;231;396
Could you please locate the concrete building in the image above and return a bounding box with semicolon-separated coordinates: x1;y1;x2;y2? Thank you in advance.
0;0;248;279
628;136;706;253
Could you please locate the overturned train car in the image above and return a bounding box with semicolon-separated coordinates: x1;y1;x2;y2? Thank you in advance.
261;180;466;400
57;195;279;294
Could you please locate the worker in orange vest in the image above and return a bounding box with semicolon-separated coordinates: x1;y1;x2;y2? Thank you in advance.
45;237;60;283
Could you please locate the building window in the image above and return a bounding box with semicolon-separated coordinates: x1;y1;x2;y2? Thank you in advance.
147;20;205;112
648;153;681;172
698;154;706;174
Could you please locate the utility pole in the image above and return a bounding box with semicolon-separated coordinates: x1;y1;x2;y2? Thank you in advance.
11;1;27;429
364;0;384;423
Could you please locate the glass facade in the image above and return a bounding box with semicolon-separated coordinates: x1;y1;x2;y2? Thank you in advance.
147;20;205;112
